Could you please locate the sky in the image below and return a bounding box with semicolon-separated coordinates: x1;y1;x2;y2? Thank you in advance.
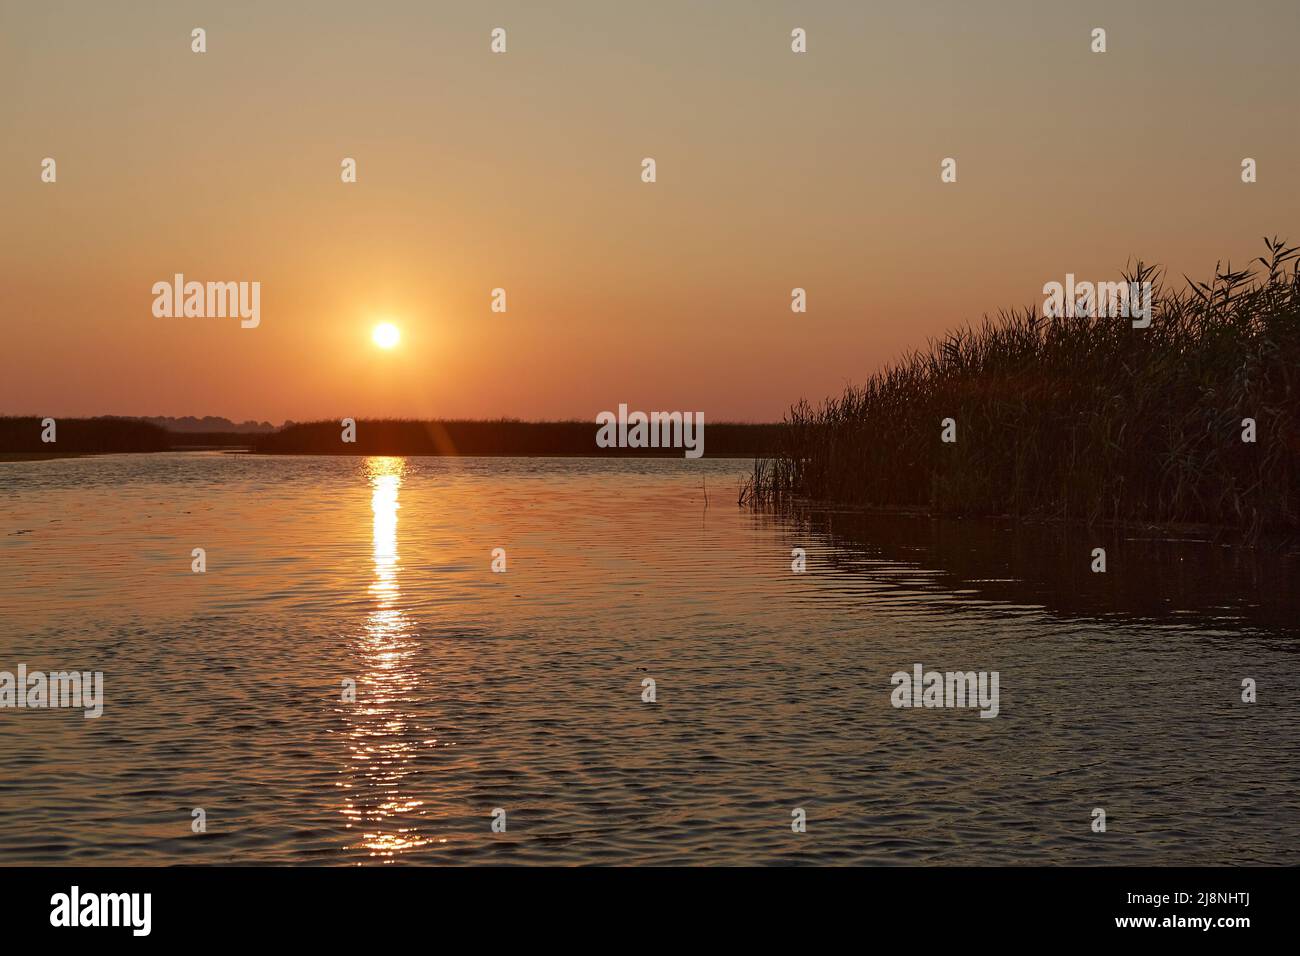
2;0;1297;423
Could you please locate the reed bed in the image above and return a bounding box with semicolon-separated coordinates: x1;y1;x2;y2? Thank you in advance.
741;238;1300;539
0;416;171;454
253;419;782;457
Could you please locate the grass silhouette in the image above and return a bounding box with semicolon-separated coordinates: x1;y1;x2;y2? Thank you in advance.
0;416;781;457
252;419;779;457
742;237;1300;540
0;417;171;454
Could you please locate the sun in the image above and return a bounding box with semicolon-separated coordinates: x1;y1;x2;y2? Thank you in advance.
371;322;401;349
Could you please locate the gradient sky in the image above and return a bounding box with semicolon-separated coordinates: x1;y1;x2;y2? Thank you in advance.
2;0;1297;422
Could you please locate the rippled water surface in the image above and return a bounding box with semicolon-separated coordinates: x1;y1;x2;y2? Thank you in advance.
1;454;1297;865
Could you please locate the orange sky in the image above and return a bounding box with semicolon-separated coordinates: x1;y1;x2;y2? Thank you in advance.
2;0;1297;422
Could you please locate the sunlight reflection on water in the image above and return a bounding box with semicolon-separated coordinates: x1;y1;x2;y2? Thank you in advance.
340;457;434;859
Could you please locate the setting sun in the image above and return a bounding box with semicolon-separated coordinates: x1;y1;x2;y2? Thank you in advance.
371;322;401;349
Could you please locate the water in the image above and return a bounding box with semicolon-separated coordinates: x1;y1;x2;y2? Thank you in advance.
0;453;1296;865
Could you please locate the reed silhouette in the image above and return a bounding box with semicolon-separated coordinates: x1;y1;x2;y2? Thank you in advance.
742;238;1300;540
0;417;781;457
252;419;780;457
0;417;171;454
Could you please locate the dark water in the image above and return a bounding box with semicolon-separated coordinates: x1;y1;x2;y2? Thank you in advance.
0;454;1296;864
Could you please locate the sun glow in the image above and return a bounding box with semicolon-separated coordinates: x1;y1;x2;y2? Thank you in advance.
372;322;401;349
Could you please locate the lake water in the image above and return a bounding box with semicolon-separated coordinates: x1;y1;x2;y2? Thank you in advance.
1;454;1297;865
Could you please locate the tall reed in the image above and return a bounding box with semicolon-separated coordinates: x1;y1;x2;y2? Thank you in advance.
741;238;1300;539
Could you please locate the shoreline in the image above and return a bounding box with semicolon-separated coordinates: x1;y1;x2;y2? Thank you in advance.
0;452;90;462
765;497;1300;551
1;449;762;460
6;449;1293;548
